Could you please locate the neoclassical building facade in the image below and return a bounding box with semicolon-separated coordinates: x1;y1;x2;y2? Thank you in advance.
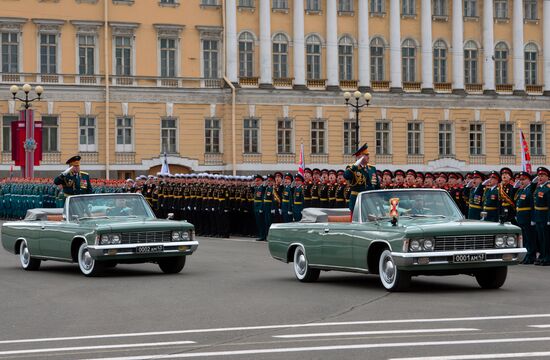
0;0;548;178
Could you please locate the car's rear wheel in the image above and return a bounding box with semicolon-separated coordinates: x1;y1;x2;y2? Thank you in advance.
78;242;103;277
158;256;186;274
379;249;410;292
19;240;41;271
293;245;320;282
475;266;507;289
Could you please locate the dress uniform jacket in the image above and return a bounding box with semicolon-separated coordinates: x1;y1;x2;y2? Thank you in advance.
482;186;500;222
318;182;329;208
292;185;304;222
53;171;93;196
335;183;347;208
515;184;536;262
532;181;550;263
467;184;484;220
253;185;266;241
281;184;294;223
498;182;516;223
343;163;379;212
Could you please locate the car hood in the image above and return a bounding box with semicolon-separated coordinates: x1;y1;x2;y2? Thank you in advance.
78;217;193;232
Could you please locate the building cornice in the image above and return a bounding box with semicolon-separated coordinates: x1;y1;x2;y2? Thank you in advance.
0;17;27;32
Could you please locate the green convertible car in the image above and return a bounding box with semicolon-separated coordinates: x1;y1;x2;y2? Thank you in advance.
1;193;198;276
268;189;526;291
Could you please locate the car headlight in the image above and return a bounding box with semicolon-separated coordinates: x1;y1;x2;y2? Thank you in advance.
495;235;505;248
180;231;190;241
100;234;110;245
423;239;434;251
172;231;182;241
110;234;121;245
410;239;421;252
506;235;517;248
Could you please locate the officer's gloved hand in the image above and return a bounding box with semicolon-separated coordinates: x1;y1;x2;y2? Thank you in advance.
271;209;276;215
531;221;536;226
211;208;215;212
278;209;282;215
62;166;73;176
259;210;263;214
354;156;364;167
287;211;293;215
224;209;229;213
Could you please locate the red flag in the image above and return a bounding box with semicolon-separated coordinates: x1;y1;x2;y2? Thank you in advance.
298;143;305;176
519;129;532;173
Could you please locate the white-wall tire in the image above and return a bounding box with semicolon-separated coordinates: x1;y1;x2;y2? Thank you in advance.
77;242;102;277
378;249;410;292
293;245;320;282
19;240;41;271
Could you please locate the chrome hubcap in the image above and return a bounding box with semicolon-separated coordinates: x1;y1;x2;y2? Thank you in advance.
21;244;29;266
81;248;93;271
296;252;306;275
382;255;395;283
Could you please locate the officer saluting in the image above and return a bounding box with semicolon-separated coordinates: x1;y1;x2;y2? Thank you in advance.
54;155;93;200
344;143;379;213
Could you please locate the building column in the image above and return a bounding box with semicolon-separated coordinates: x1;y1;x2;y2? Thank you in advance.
421;0;434;93
259;0;273;88
389;0;402;92
451;0;465;94
543;0;550;95
225;0;238;84
358;0;371;91
326;0;339;90
513;0;526;95
483;0;496;94
293;0;307;89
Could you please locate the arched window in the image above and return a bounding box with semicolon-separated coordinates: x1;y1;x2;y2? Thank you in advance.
402;39;416;82
433;40;447;83
370;37;385;81
464;41;478;84
525;43;538;85
272;34;288;79
338;36;353;81
495;42;508;85
238;32;254;77
306;35;322;80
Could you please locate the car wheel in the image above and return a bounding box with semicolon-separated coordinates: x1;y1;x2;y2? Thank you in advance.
19;240;41;271
158;256;186;274
293;245;320;282
475;266;507;289
77;242;103;277
378;249;410;292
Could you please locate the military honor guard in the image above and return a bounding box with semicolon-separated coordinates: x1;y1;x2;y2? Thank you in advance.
532;167;550;265
281;173;294;223
344;143;379;212
482;171;501;222
467;171;485;220
514;171;537;264
292;173;305;222
53;156;93;201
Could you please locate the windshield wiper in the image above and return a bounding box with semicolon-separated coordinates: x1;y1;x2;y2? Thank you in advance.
408;214;447;218
78;216;111;220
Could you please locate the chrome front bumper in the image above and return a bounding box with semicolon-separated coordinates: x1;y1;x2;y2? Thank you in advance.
391;248;527;267
88;240;199;258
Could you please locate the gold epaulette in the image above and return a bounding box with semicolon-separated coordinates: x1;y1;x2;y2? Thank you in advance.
80;171;89;175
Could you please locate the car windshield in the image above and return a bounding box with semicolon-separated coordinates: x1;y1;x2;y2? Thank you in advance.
360;190;463;222
68;194;155;220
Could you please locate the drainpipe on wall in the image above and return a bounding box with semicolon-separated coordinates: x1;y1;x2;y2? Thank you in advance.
221;0;236;176
104;0;110;180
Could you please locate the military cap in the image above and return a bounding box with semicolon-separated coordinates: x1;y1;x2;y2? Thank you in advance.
376;170;382;176
416;172;425;179
394;169;405;177
295;173;305;182
537;166;550;176
353;143;369;156
284;172;293;180
321;169;329;175
312;168;321;175
328;169;336;175
274;171;284;178
517;171;532;180
383;169;393;177
448;173;458;180
336;169;345;175
456;173;464;181
488;170;501;181
304;167;312;174
266;174;275;181
438;173;448;180
156;172;164;178
126;178;134;183
500;167;513;177
66;155;81;165
147;175;154;179
406;169;417;177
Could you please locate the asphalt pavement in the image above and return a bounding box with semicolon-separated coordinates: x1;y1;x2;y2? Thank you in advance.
1;234;550;360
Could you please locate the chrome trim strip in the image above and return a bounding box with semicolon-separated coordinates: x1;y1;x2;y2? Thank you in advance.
33;256;73;262
392;248;527;258
88;240;198;250
309;263;369;274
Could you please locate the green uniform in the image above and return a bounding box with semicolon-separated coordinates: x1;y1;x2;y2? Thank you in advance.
343;163;379;212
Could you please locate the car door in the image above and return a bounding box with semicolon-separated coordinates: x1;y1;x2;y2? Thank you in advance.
320;223;354;268
39;221;75;260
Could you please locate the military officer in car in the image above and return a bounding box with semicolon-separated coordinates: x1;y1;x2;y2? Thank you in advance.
344;143;379;213
54;155;93;201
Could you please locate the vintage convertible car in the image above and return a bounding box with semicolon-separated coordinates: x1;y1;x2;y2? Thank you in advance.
1;193;198;276
268;189;526;291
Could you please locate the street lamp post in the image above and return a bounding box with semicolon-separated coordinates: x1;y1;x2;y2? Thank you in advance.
344;90;372;150
10;84;44;178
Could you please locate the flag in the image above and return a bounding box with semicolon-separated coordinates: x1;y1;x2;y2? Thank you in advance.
519;129;532;173
160;152;170;175
298;142;305;176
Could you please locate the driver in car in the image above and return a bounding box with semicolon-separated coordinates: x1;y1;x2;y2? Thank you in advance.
107;198;131;216
410;196;426;215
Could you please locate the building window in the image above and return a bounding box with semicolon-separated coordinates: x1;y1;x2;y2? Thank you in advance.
272;0;288;9
277;118;293;153
161;117;177;154
469;123;484;155
203;39;219;79
530;123;544;156
525;43;538;85
201;0;218;5
495;42;508;85
338;0;353;12
243;117;260;153
238;0;254;7
494;0;508;19
499;123;514;156
343;120;356;155
338;36;353;81
311;119;326;154
114;36;132;76
433;40;447;83
524;0;537;20
370;0;385;13
79;116;96;152
370;37;385;81
116;116;133;152
40;33;57;74
402;39;416;82
2;116;18;153
464;40;478;84
306;35;322;80
78;35;95;76
306;0;321;12
160;38;176;77
1;32;19;73
432;0;447;16
407;122;422;155
464;0;477;17
238;32;254;78
160;0;177;3
376;121;391;155
205;117;221;153
273;33;288;78
438;122;453;156
402;0;415;15
41;116;58;152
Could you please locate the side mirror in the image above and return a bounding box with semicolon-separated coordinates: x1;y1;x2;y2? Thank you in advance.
167;213;174;220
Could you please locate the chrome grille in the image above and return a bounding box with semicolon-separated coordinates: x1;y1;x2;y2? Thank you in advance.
434;235;494;251
120;231;172;244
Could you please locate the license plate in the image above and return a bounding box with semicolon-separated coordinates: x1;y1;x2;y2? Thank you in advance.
135;245;164;253
453;253;486;263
